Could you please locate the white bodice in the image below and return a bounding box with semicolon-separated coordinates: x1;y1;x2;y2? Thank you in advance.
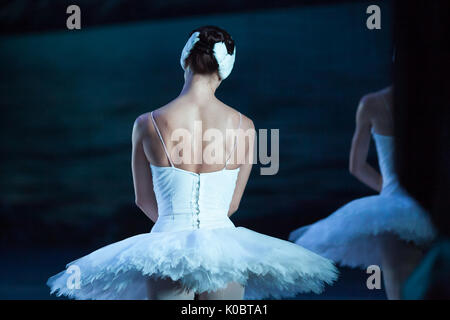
148;111;243;233
150;165;239;232
372;131;402;195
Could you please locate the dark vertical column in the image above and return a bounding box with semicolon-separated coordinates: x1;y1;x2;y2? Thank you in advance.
393;0;450;235
393;0;450;299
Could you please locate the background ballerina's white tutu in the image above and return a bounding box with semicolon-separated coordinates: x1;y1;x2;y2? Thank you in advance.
289;129;437;268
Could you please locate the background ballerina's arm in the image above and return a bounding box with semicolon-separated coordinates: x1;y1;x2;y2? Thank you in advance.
228;116;255;217
349;96;383;192
132;114;159;222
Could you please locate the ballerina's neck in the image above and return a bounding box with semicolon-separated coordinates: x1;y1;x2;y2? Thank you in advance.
180;73;220;100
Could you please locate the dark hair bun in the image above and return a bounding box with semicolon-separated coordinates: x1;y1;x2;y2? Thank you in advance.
184;26;234;77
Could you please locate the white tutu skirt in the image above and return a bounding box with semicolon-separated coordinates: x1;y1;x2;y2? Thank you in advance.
47;226;338;299
289;192;437;269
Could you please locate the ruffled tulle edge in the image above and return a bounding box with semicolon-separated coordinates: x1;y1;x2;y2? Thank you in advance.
47;249;339;300
298;223;436;249
296;230;436;270
48;269;338;300
289;196;437;261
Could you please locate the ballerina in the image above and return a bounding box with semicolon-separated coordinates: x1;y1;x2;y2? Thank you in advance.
289;86;436;299
47;25;337;300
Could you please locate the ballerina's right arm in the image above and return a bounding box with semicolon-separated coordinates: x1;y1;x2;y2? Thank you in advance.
349;96;383;193
132;114;159;222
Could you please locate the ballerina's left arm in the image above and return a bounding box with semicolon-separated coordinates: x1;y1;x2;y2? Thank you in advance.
228;117;255;217
349;96;383;193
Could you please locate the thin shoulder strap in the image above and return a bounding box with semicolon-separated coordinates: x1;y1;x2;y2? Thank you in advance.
225;112;242;168
150;111;174;167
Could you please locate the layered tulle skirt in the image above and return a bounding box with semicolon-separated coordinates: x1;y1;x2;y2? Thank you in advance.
47;225;338;299
289;189;437;269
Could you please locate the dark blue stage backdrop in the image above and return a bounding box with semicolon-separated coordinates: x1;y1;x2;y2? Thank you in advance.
0;0;391;299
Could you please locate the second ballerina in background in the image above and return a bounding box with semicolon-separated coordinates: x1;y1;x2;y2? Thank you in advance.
290;85;436;299
47;26;338;300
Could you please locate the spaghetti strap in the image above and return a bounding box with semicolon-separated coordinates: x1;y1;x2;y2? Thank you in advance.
150;111;174;167
224;112;242;168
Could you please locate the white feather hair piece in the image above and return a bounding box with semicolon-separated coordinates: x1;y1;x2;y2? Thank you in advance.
180;31;236;80
180;31;200;71
213;41;236;80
